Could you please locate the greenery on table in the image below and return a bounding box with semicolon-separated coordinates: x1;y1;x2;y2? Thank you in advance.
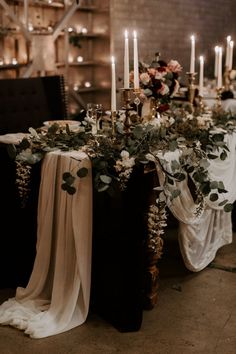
7;105;236;214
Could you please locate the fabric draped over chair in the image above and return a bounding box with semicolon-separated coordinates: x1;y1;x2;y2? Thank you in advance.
0;150;92;338
156;131;236;272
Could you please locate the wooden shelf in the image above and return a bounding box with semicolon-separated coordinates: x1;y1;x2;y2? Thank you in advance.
56;60;109;67
8;0;64;9
0;63;29;70
74;86;110;93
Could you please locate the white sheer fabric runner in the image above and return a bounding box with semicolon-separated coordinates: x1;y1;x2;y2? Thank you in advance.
0;150;92;338
157;131;236;271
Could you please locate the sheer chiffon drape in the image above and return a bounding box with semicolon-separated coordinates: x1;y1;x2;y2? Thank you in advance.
157;131;236;271
0;150;92;338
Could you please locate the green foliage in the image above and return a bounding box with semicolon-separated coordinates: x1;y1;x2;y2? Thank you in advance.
11;107;236;212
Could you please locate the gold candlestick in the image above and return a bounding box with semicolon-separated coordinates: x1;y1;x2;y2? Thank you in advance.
120;88;133;133
216;87;223;108
111;111;117;137
186;72;197;113
223;66;230;91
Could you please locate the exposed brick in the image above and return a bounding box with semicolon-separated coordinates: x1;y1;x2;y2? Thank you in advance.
111;0;236;86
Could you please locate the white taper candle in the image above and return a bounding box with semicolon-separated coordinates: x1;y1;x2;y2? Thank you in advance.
124;30;130;89
190;35;195;73
199;56;204;97
111;56;116;111
217;47;222;89
133;30;139;89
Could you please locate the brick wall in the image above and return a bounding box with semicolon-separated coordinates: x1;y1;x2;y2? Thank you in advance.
110;0;236;93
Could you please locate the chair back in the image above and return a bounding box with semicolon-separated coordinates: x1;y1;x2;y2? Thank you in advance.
0;75;67;134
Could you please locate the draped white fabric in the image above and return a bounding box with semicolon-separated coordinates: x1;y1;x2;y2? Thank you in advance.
157;131;236;272
0;150;92;338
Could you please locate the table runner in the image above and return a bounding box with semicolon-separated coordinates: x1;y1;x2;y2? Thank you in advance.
0;150;92;338
157;131;236;271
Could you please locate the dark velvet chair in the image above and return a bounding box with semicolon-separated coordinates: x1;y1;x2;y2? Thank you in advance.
0;75;67;288
0;75;67;134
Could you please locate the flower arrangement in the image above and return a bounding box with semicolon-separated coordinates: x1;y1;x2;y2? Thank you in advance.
130;55;182;113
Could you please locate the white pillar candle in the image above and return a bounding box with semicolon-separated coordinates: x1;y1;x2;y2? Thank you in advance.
111;56;116;112
133;30;139;89
217;47;222;89
199;56;204;97
214;46;219;78
228;40;234;70
190;35;195;73
124;30;130;89
225;35;231;68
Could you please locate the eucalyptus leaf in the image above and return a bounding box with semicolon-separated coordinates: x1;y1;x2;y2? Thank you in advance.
67;185;76;195
209;193;218;202
218;199;228;206
224;203;233;212
169;140;178;152
210;181;219;189
7;144;16;159
220;150;227;160
173;172;185;181
171;160;180;171
77;167;88;178
171;189;181;199
100;175;112;184
63;172;72;181
207;153;218;159
98;184;109;192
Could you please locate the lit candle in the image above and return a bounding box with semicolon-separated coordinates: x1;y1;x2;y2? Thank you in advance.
228;40;234;70
217;47;222;89
214;46;219;78
133;30;139;89
225;35;231;68
124;30;129;89
111;56;116;111
190;35;195;73
199;56;204;97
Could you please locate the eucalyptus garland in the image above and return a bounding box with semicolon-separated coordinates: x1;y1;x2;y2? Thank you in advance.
8;106;236;213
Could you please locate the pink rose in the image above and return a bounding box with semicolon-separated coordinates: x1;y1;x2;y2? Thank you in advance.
167;60;182;73
140;72;150;85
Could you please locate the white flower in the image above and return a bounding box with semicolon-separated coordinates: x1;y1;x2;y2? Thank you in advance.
120;150;129;159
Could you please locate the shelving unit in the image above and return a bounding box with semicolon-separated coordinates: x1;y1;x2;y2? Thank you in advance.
0;0;111;115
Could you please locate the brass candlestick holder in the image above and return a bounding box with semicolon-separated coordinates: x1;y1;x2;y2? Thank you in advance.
223;66;230;91
111;110;117;137
198;94;205;114
133;88;141;114
186;72;197;113
216;87;223;108
120;88;133;133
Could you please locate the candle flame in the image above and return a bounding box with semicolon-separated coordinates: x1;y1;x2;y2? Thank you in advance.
111;56;115;64
215;45;219;53
199;55;204;63
133;30;137;39
227;35;231;43
124;29;128;38
190;35;195;42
